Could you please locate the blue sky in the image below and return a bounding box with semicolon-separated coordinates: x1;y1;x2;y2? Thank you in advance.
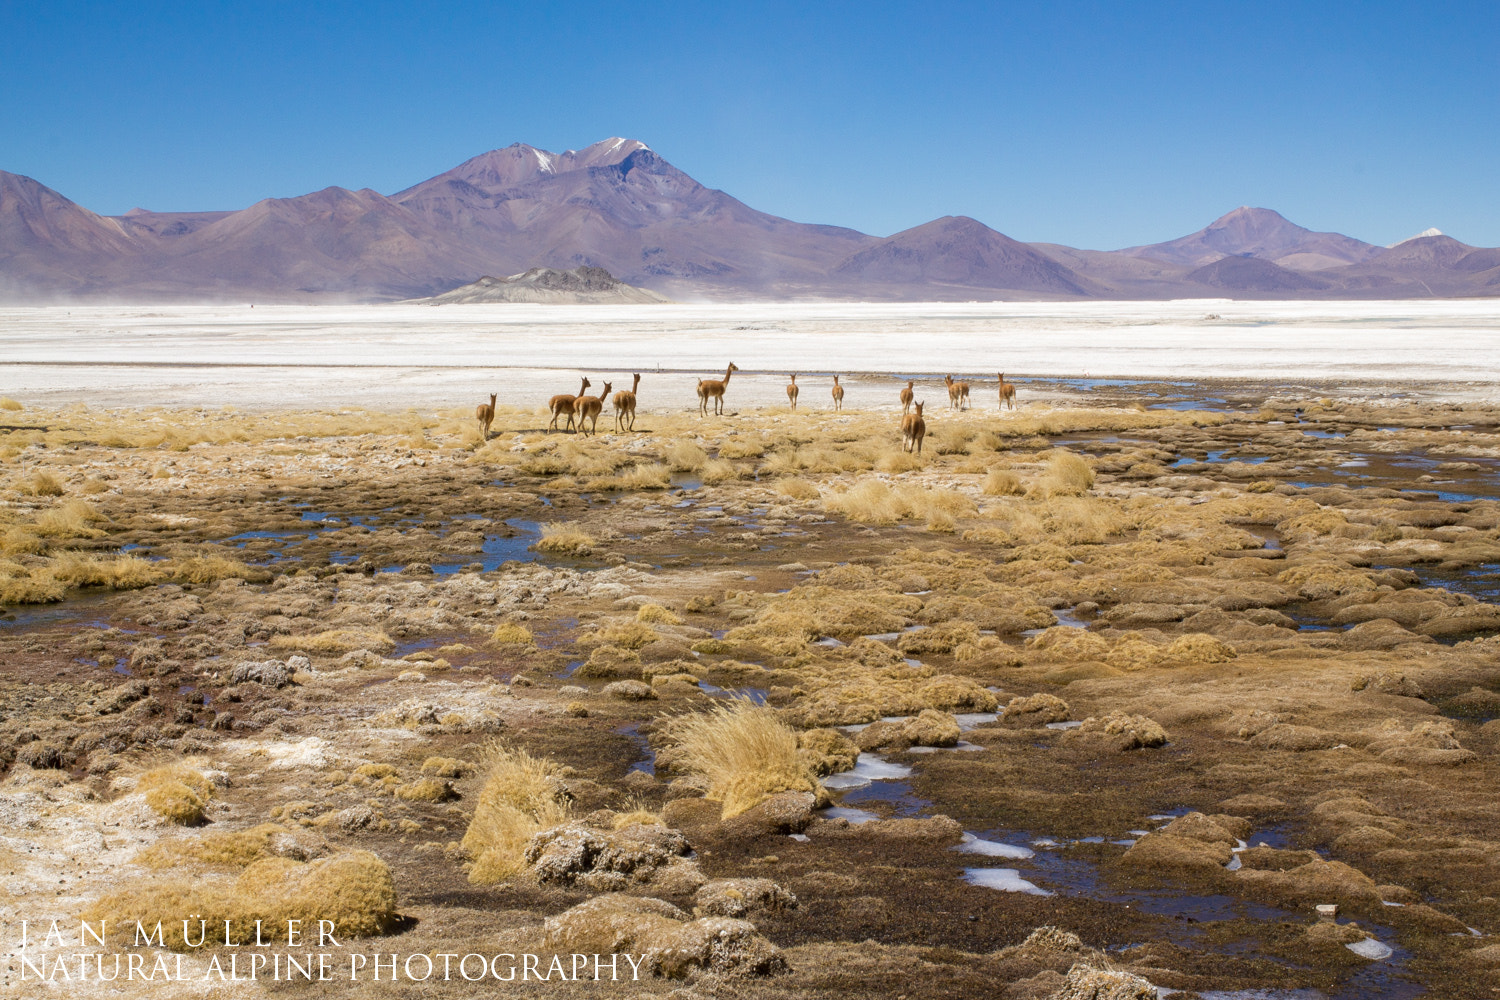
2;1;1495;248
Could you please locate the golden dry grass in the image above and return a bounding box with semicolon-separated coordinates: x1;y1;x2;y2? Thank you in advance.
138;763;215;825
0;397;22;411
655;699;820;818
776;478;822;501
1029;450;1095;497
636;603;683;625
585;462;671;491
83;850;399;950
533;522;596;555
823;479;976;529
48;552;164;589
23;471;65;496
462;743;571;884
666;440;709;471
490;622;536;646
983;468;1023;495
268;628;394;654
137;823;297;870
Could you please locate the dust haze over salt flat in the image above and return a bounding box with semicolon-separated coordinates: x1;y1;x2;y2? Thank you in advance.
2;299;1498;410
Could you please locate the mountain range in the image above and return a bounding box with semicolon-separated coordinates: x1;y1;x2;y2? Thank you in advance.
2;137;1497;302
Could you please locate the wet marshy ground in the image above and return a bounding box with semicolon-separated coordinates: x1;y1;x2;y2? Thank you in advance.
4;386;1500;998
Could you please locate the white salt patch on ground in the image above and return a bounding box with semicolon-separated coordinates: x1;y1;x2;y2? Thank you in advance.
822;806;879;824
1345;938;1394;960
1046;720;1083;730
823;753;913;789
963;868;1053;896
3;299;1500;408
954;833;1035;859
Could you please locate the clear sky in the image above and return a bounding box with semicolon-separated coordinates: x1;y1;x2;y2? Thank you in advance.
2;1;1495;249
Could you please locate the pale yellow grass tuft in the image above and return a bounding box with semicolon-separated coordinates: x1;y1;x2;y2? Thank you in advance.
666;440;709;472
1029;450;1095;497
83;850;399;950
585;462;671;491
776;478;822;501
23;471;65;496
269;628;394;654
636;603;683;625
48;552;164;590
655;700;820;818
0;397;22;411
982;469;1023;495
490;622;536;646
533;522;596;555
462;743;571;884
138;763;215;825
823;479;976;528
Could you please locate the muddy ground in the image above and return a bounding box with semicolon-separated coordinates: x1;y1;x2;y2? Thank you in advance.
3;381;1500;998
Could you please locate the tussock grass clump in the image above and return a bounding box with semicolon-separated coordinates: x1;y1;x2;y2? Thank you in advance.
48;552;164;590
139;763;215;825
166;552;260;584
1;527;45;555
0;565;64;604
421;756;473;778
586;462;671;491
395;778;458;802
718;436;768;459
874;449;924;473
23;471;65;497
1029;450;1095;497
84;850;399;950
490;622;536;646
137;823;297;870
700;458;741;484
462;743;571;884
776;478;822;501
269;628;394;655
534;522;596;556
32;500;105;537
982;469;1023;495
656;700;820;818
0;397;22;411
636;603;683;626
596;619;659;650
666;440;709;472
823;480;976;528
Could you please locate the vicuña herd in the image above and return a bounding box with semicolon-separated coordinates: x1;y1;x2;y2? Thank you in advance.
474;369;1019;454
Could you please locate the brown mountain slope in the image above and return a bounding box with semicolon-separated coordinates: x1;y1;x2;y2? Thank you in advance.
1122;207;1382;269
833;216;1098;297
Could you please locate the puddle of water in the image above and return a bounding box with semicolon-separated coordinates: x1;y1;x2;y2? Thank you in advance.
908;740;985;753
954;712;1000;730
1046;720;1083;730
616;723;655;775
431;519;547;574
697;681;769;705
822;806;878;824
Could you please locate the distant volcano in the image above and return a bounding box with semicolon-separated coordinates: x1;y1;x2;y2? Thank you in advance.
2;143;1497;302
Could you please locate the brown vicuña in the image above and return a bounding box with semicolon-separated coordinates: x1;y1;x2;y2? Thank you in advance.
998;372;1016;411
944;374;970;411
612;373;640;432
786;373;799;411
900;379;915;415
697;362;739;416
901;401;927;454
548;377;591;434
476;393;496;440
831;374;844;411
576;381;611;437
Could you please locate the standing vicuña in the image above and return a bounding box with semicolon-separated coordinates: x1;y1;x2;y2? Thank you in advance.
476;393;496;440
786;374;799;411
831;375;844;411
901;401;927;454
576;382;611;437
548;377;591;434
613;373;640;432
900;380;915;415
697;363;739;416
998;372;1016;411
944;374;970;411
